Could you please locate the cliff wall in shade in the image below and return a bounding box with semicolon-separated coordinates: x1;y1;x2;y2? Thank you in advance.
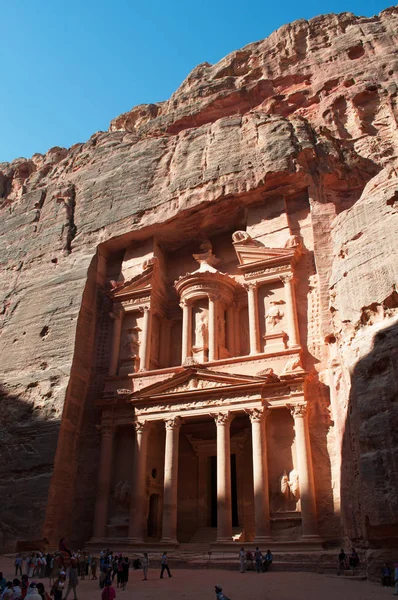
0;7;397;574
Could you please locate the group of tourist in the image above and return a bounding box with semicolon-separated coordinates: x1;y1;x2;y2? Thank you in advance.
238;547;273;573
337;547;360;574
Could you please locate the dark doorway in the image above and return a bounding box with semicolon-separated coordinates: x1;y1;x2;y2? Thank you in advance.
147;493;159;537
209;454;239;527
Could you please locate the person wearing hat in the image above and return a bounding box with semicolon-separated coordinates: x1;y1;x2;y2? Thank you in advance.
214;585;231;600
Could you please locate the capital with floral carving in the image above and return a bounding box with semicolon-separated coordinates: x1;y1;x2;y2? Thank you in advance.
212;411;234;426
287;402;307;419
97;423;115;436
246;407;268;423
133;420;148;434
243;281;257;291
110;304;124;320
164;416;182;430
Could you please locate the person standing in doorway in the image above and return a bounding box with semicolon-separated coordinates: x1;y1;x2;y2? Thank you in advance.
141;554;149;581
160;553;171;579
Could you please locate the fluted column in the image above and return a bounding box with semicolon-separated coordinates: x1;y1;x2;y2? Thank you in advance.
214;412;233;542
161;416;182;543
181;301;192;363
282;274;300;348
288;403;319;538
128;421;149;541
246;283;261;355
248;408;271;541
139;306;152;371
109;308;123;376
208;294;219;361
93;424;115;538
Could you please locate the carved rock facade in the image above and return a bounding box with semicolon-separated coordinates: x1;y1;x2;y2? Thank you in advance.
0;8;398;575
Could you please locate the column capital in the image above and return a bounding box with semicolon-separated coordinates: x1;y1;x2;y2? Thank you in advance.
110;304;124;320
246;407;268;423
164;416;182;431
243;281;257;291
208;293;221;303
280;273;298;285
287;402;307;419
97;423;115;436
212;411;234;426
133;420;148;434
138;305;151;313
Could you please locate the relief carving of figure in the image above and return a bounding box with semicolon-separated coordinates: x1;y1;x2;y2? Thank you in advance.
279;469;300;511
266;300;285;328
194;310;208;349
217;313;226;348
122;326;141;360
289;469;300;506
113;480;131;507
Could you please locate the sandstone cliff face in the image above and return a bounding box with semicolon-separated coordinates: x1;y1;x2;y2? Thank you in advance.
0;7;397;570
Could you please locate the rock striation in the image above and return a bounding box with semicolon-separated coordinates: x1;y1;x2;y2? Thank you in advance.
0;7;397;576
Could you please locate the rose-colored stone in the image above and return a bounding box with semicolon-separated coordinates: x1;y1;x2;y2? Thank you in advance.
0;7;397;578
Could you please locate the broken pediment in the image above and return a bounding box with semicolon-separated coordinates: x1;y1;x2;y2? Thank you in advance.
232;230;297;269
132;367;266;399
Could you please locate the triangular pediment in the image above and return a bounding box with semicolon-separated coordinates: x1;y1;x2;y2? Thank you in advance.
133;368;264;398
110;270;153;300
232;231;296;267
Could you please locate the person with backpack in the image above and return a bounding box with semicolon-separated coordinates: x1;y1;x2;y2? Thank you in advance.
215;585;231;599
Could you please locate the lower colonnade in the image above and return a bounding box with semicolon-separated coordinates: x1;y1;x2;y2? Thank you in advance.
91;399;320;547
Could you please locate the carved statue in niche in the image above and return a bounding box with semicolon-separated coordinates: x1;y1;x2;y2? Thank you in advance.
266;300;285;329
194;310;208;349
113;480;131;507
121;326;141;371
217;313;226;348
279;469;300;511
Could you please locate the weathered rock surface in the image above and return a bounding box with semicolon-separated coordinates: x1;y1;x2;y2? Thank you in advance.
0;7;397;575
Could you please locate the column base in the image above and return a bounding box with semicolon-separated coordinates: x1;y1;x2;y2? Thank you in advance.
126;537;145;544
301;534;321;541
159;538;179;547
253;536;273;544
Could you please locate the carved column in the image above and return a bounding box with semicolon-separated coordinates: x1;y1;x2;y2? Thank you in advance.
128;421;149;541
139;306;152;371
181;301;192;363
159;319;173;368
109;309;123;376
93;424;115;539
226;305;236;357
246;283;261;355
214;412;233;542
161;417;182;543
234;302;241;356
288;403;319;539
197;452;208;528
208;294;219;362
282;274;300;348
248;408;271;541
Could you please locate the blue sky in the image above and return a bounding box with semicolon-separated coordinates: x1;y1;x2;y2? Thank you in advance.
0;0;393;162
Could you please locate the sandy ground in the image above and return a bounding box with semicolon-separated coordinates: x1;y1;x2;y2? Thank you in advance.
0;556;394;600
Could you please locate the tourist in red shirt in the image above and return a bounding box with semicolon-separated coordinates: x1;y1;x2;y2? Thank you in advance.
101;580;116;600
